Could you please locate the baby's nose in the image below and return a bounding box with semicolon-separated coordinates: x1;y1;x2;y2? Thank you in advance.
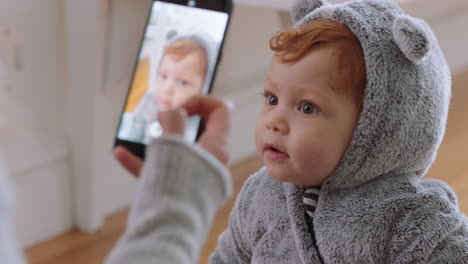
162;82;175;94
266;113;289;134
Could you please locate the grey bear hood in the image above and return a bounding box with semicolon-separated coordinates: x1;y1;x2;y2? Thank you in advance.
292;0;451;189
166;32;219;94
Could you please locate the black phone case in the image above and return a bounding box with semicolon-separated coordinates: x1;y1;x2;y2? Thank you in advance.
113;0;232;160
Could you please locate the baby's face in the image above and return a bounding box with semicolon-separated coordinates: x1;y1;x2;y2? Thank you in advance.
154;52;206;111
255;45;361;187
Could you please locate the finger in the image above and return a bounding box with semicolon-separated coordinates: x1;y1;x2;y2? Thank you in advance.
181;95;233;165
198;103;232;143
181;95;233;120
181;96;233;136
197;106;232;165
113;146;143;177
157;108;187;135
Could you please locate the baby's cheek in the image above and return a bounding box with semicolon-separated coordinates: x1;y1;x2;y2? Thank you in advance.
293;140;331;176
173;92;186;107
181;86;198;102
254;121;264;157
295;147;323;172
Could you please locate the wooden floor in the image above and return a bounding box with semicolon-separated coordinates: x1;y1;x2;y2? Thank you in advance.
423;69;468;214
25;157;264;264
26;69;468;263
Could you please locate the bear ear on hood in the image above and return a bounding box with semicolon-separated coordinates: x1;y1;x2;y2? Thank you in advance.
166;29;178;41
393;15;432;64
292;0;328;24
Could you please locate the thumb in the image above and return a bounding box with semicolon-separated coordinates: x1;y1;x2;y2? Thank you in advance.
113;146;143;177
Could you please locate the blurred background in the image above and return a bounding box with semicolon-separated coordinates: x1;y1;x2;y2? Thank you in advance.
0;0;467;263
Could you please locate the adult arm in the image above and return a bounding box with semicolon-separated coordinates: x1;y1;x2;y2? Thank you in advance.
105;135;232;264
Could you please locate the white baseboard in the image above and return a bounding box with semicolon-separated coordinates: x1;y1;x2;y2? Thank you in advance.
12;155;73;247
0;132;74;247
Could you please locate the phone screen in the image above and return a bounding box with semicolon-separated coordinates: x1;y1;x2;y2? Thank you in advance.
116;1;229;148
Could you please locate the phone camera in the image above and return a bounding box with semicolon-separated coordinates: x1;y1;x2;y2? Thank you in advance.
188;0;196;7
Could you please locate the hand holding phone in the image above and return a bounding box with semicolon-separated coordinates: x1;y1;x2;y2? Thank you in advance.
114;0;232;160
114;95;233;177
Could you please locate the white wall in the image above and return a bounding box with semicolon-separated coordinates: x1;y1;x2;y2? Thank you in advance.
234;0;293;10
0;0;72;247
64;0;139;233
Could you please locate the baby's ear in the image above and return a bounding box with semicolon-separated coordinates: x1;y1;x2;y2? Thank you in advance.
292;0;327;24
392;15;432;64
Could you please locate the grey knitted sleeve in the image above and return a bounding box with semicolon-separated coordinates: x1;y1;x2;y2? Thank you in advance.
105;135;232;264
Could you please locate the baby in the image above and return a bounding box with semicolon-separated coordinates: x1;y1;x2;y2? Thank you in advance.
210;0;468;263
118;35;212;144
154;37;208;111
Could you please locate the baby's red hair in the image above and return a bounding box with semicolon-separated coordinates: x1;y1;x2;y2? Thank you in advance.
270;19;366;108
164;38;208;75
165;38;206;61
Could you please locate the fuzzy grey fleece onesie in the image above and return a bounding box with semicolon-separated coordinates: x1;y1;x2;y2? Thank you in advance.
210;0;468;263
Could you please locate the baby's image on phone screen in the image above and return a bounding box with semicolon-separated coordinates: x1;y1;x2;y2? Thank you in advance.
117;2;228;145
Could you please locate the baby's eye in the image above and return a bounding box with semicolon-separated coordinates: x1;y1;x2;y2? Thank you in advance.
260;90;278;105
299;102;319;114
178;80;189;86
159;73;167;80
267;95;278;105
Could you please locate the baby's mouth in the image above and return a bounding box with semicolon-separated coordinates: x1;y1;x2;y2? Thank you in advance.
264;144;289;158
270;147;285;154
159;99;171;106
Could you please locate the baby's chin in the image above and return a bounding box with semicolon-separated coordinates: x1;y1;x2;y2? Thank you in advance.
156;98;173;111
266;166;296;183
266;166;326;187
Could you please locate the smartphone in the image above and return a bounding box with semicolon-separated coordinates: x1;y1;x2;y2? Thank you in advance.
114;0;232;159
